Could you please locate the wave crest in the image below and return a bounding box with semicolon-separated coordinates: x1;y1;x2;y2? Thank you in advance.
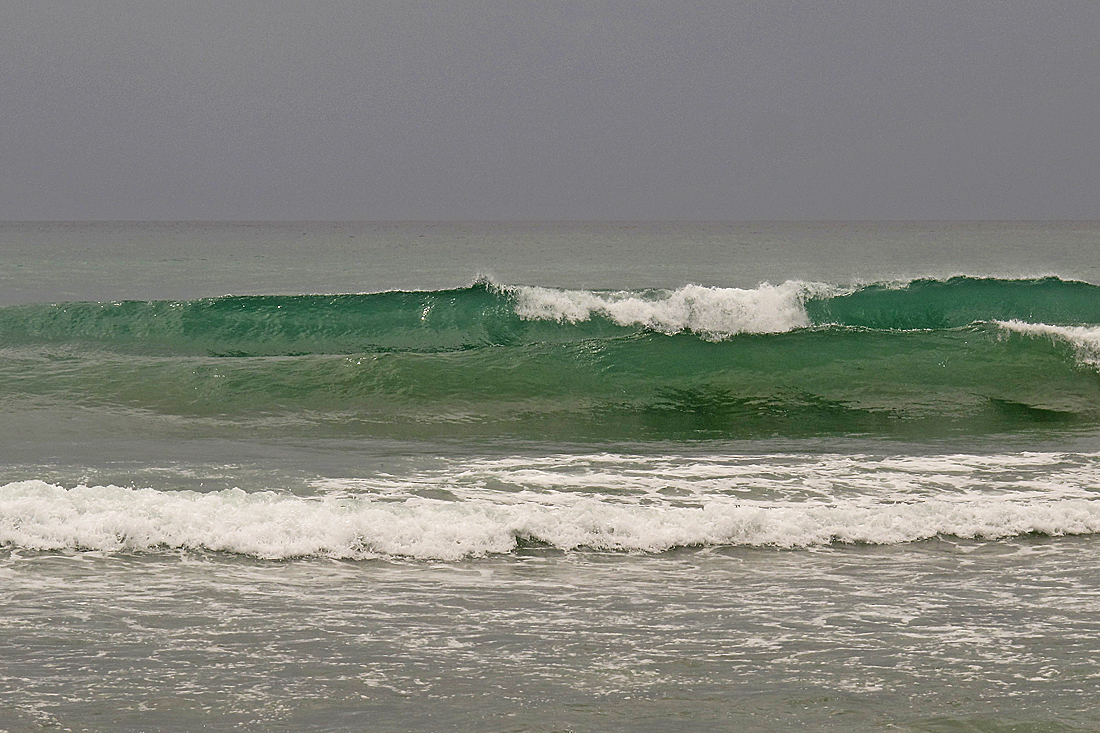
511;281;823;339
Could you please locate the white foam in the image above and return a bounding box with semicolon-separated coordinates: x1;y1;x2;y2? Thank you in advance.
997;320;1100;369
4;478;1099;560
510;282;831;339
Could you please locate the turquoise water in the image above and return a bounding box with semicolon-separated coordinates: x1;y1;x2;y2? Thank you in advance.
2;222;1100;731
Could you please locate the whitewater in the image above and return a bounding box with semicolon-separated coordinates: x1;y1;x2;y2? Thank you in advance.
6;449;1100;559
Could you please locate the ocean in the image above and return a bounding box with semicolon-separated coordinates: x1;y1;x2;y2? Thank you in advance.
2;221;1100;732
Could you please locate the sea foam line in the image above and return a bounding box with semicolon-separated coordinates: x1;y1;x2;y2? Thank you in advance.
3;481;1099;560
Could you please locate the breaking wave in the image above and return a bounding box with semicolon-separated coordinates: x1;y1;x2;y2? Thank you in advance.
3;479;1099;560
5;276;1100;438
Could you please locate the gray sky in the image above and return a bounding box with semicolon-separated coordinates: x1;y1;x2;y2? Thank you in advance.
2;1;1098;220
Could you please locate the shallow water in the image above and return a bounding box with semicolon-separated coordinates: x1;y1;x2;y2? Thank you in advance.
3;539;1099;732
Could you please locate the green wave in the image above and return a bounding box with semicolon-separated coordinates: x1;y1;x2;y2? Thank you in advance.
2;276;1100;356
4;276;1100;439
805;276;1100;329
0;282;621;356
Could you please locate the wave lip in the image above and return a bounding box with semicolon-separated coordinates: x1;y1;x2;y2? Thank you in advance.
3;480;1099;561
997;320;1100;369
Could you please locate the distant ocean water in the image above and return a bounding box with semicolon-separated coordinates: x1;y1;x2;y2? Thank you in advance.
2;221;1100;732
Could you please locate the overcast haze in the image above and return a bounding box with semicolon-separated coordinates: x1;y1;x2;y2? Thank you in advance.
2;1;1099;221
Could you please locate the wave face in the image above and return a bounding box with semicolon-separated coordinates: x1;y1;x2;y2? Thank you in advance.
3;276;1100;439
